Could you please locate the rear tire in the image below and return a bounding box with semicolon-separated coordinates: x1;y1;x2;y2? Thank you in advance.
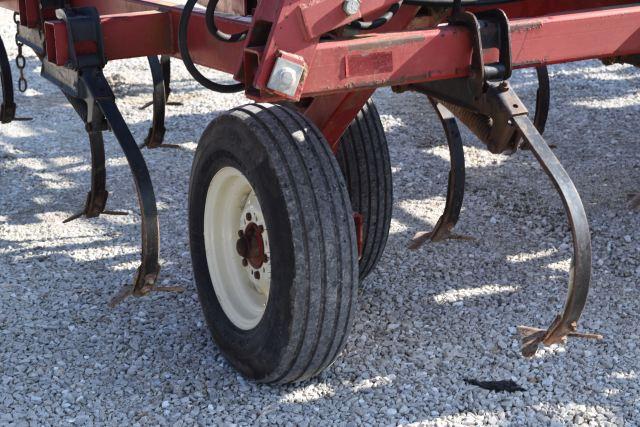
189;103;358;383
336;100;393;280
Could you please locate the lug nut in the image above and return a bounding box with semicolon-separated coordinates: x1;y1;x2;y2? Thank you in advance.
254;271;261;280
242;259;248;267
238;230;244;237
246;212;252;221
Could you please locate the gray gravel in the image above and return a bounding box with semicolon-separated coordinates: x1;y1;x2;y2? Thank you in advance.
1;8;639;426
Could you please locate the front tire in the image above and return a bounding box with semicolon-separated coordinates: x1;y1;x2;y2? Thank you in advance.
189;104;358;383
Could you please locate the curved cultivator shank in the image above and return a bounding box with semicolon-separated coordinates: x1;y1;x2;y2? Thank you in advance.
4;0;638;381
0;34;15;123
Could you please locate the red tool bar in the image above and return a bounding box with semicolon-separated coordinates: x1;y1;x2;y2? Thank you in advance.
4;1;640;98
43;4;249;74
45;11;174;65
300;4;640;96
1;0;636;18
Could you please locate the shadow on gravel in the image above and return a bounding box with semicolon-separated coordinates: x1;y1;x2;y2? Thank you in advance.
1;53;639;425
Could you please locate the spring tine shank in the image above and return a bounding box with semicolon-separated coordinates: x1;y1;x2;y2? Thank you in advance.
408;98;472;249
513;115;595;356
97;99;161;296
0;34;16;124
141;56;167;148
79;69;161;297
533;66;550;134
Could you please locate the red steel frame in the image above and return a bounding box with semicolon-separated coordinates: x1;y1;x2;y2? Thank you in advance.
2;0;640;144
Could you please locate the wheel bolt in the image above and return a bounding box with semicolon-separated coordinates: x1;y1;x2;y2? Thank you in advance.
258;225;264;233
238;230;244;237
242;259;248;267
246;212;252;221
254;271;260;280
263;254;269;263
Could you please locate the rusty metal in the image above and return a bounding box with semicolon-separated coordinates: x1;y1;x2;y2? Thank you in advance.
408;63;549;248
416;78;598;356
408;99;473;249
517;325;603;357
236;222;267;269
408;7;598;356
62;125;128;223
141;55;167;147
139;55;182;148
513;114;596;356
39;7;184;305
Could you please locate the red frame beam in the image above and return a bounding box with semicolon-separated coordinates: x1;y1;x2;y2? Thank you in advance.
38;3;640;98
300;4;640;96
3;0;640;143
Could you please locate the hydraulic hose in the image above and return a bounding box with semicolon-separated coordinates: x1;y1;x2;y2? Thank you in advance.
205;0;248;42
349;1;402;31
178;0;244;93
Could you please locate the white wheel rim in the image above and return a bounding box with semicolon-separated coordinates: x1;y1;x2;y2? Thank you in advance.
203;167;271;330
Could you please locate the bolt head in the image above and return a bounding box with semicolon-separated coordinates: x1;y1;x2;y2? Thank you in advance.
277;67;296;90
343;0;360;16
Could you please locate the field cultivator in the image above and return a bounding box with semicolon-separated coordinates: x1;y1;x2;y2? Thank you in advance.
1;0;637;383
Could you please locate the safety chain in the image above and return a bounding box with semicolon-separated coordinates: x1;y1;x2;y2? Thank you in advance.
13;12;28;93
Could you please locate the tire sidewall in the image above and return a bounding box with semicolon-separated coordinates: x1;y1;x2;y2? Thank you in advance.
189;114;295;381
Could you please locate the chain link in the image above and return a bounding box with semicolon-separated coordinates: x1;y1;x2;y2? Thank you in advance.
13;12;28;93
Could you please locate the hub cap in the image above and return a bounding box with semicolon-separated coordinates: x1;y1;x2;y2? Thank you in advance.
203;167;271;330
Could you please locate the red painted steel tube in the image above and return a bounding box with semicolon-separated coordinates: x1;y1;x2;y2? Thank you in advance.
36;2;640;97
1;0;250;74
300;4;640;97
45;11;174;65
4;1;640;96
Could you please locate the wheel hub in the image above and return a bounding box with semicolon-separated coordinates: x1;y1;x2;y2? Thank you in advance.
236;222;267;270
203;166;271;330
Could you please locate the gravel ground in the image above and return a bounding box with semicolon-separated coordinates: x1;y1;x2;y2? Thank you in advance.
1;9;639;426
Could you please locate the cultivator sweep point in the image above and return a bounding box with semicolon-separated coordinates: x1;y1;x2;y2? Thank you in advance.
2;0;638;381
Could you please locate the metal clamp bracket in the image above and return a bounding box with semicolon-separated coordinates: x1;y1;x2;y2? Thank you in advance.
55;7;105;70
448;7;512;96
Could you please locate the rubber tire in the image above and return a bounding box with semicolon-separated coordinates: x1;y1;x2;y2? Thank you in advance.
336;100;392;280
189;103;359;384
